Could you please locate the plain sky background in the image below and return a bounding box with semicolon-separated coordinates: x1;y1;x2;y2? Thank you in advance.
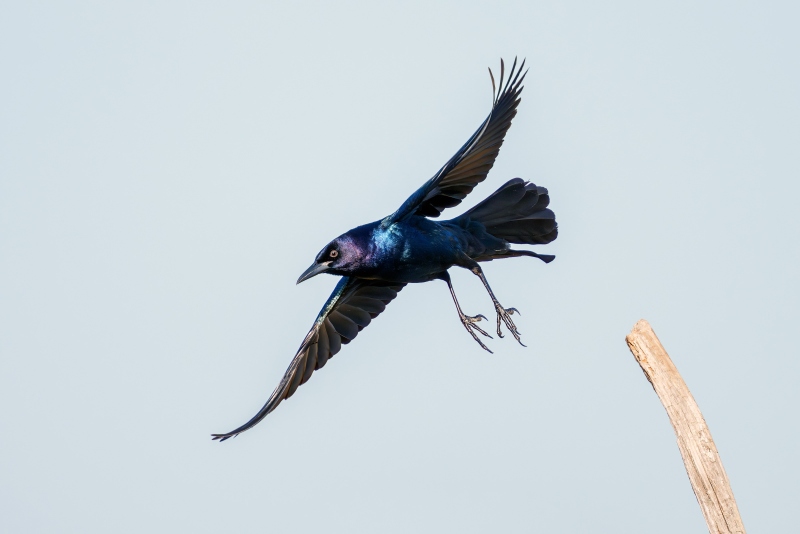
2;1;798;532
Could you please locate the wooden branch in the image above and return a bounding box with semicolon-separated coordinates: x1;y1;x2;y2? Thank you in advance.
626;319;746;534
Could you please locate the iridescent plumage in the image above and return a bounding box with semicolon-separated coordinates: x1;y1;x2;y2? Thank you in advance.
213;59;557;441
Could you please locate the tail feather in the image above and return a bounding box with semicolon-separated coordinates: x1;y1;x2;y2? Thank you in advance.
463;178;542;226
455;178;558;247
488;214;558;245
479;249;556;263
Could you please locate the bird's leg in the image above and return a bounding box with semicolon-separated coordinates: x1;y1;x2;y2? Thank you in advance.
468;264;525;346
438;272;493;353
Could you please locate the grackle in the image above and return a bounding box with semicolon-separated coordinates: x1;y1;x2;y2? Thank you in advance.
213;58;557;441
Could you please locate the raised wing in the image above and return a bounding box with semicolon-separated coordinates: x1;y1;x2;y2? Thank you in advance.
388;58;527;223
212;277;405;441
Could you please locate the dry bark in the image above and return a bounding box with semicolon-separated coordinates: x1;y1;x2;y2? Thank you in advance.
626;319;746;534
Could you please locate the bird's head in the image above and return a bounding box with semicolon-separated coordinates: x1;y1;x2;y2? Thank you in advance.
297;235;362;284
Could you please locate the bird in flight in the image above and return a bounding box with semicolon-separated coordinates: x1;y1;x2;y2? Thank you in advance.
213;58;557;441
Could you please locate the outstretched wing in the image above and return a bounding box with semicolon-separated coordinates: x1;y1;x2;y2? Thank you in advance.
387;58;527;223
212;277;405;441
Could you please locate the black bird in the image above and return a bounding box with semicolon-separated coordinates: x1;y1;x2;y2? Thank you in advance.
212;59;557;441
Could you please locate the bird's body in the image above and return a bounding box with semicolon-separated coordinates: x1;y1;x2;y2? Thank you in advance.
213;59;558;441
323;217;466;284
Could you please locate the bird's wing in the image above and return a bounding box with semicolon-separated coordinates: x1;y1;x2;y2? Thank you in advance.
387;58;527;222
212;277;405;441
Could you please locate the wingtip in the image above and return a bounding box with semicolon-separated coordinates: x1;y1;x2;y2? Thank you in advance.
505;57;518;92
488;66;496;103
488;57;528;104
499;58;505;96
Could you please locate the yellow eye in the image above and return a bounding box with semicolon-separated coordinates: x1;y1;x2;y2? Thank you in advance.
329;250;338;258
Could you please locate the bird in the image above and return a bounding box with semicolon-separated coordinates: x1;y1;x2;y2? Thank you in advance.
212;58;557;441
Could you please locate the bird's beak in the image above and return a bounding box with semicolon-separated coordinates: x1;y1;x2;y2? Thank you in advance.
297;261;332;284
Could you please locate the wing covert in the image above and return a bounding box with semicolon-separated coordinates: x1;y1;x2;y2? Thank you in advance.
388;58;527;223
212;277;405;441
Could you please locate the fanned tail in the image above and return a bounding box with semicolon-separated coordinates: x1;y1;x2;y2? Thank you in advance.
447;178;557;262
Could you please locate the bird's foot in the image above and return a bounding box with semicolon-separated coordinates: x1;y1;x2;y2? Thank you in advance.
460;313;493;353
494;305;525;346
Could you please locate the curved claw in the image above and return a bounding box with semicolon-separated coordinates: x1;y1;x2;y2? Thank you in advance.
463;316;493;339
494;304;524;344
460;314;494;352
473;336;493;353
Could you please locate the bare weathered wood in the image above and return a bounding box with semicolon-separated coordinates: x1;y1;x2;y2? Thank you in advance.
626;319;746;534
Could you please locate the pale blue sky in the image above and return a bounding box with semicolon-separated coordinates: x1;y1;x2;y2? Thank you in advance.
2;1;799;532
